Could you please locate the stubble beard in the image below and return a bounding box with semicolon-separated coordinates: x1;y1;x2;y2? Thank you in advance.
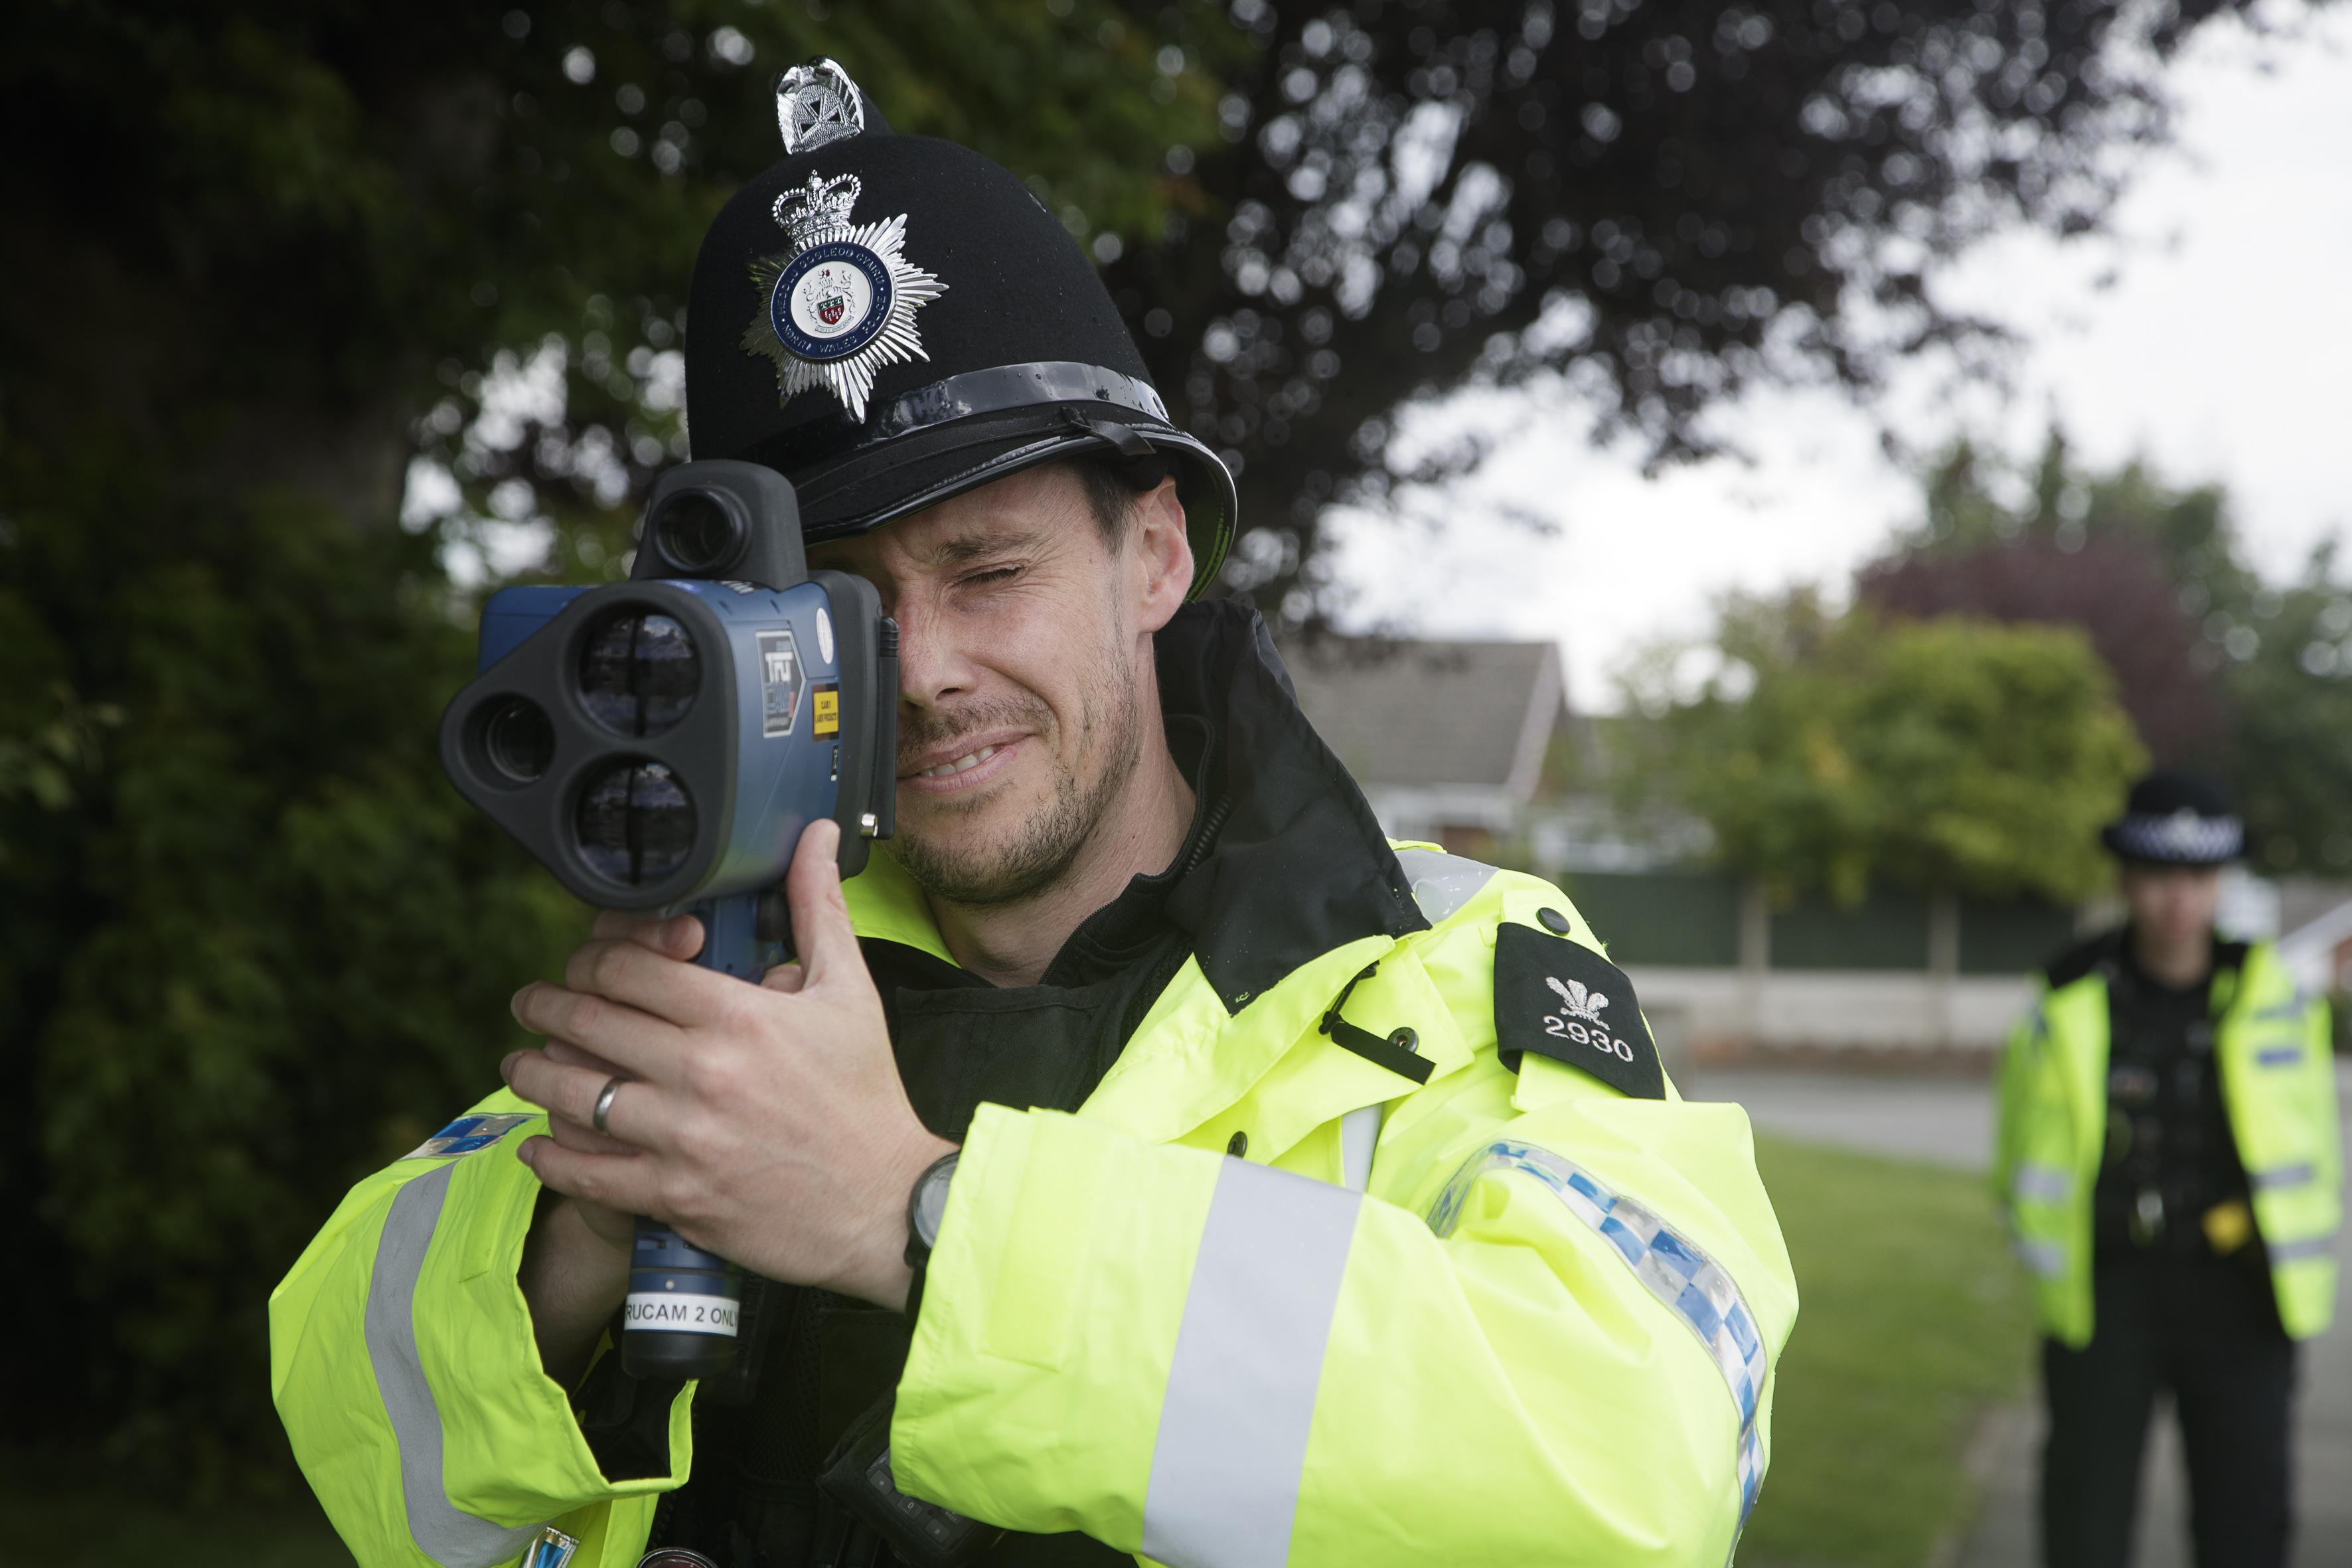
888;652;1145;910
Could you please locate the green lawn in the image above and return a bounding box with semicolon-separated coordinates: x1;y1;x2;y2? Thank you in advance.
0;1468;353;1567
1738;1133;2039;1567
0;1133;2031;1566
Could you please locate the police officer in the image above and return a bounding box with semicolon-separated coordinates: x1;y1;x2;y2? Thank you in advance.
1997;770;2339;1568
272;61;1796;1568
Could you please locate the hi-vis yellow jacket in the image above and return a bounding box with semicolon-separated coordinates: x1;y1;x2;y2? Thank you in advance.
274;848;1797;1568
1995;935;2339;1346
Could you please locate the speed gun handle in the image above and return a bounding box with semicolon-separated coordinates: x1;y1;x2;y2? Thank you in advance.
619;889;774;1381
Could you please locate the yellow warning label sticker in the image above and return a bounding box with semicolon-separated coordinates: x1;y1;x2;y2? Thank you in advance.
813;685;840;736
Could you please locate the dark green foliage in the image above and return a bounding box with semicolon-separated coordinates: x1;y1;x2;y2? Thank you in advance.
0;1439;353;1565
0;0;1213;1490
0;434;584;1488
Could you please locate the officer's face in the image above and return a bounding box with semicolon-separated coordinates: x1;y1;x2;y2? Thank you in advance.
809;464;1195;907
2120;863;2223;948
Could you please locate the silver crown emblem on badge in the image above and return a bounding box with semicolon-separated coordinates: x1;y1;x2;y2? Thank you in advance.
777;58;866;154
773;172;863;238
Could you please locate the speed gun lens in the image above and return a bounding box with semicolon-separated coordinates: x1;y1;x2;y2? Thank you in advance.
482;698;556;781
651;493;743;576
576;761;697;887
580;613;700;738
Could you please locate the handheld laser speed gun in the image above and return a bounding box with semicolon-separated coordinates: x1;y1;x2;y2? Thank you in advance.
438;459;897;1381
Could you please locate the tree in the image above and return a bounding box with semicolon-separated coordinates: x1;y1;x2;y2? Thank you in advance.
1623;591;2144;903
1108;0;2271;618
1859;440;2229;762
1859;435;2352;874
0;0;1212;1488
289;0;2280;608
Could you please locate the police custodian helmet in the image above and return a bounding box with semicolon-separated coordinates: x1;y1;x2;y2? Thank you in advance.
683;58;1235;595
2101;769;2244;866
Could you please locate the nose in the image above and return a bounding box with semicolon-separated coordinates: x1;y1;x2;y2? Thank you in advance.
890;599;973;713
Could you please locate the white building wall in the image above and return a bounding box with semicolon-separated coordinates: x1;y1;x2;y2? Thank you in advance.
1628;967;2038;1056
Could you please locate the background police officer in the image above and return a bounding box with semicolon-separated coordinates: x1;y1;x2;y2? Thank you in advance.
1998;770;2341;1568
272;60;1796;1568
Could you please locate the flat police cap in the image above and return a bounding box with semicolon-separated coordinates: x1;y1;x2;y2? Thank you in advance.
2101;769;2244;866
685;58;1235;595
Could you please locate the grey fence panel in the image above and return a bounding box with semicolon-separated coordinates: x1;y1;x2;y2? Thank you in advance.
1770;890;1930;971
1958;896;2078;975
1565;872;1742;967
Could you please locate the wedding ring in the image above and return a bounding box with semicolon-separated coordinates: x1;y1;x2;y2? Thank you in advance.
592;1076;625;1135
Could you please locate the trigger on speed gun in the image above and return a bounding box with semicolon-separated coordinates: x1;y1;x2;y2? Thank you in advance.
436;459;899;1381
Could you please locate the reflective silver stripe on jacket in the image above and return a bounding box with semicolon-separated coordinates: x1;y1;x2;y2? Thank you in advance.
2013;1235;2066;1279
1140;1159;1362;1568
2252;1163;2317;1192
1393;846;1496;925
1427;1140;1770;1533
366;1163;552;1567
1338;1104;1381;1194
2271;1235;2337;1263
2011;1163;2072;1204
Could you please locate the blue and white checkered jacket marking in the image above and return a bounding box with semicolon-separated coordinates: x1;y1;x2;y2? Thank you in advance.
1427;1139;1770;1541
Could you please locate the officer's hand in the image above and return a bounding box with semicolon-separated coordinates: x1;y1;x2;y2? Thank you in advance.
532;1037;641;1252
502;819;953;1310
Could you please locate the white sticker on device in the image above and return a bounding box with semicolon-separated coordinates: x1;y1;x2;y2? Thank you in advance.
622;1292;741;1336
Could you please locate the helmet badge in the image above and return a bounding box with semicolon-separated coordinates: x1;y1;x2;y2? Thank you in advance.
775;58;865;155
740;171;947;422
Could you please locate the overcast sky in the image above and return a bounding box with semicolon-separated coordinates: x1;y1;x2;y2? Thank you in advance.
1323;5;2352;713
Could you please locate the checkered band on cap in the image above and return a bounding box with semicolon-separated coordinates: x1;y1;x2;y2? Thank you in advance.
2108;808;2242;864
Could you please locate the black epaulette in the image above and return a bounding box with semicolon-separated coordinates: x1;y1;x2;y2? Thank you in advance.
1491;924;1666;1101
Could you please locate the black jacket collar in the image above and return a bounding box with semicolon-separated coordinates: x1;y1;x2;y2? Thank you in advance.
1154;601;1427;1010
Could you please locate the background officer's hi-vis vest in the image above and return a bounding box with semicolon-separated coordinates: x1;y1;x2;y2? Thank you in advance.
1995;938;2340;1346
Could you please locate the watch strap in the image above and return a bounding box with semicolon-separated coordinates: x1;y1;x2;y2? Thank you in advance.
902;1150;959;1325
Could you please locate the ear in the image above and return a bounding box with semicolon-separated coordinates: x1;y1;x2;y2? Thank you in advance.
1128;477;1194;635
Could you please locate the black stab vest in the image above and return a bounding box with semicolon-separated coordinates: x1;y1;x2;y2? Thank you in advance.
661;927;1194;1568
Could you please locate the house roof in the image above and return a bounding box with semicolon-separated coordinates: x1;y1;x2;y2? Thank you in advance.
1277;636;1563;797
2276;876;2352;941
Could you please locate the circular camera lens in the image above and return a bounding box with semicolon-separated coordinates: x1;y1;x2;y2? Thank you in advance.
579;611;700;736
653;493;743;575
481;698;556;782
576;761;697;888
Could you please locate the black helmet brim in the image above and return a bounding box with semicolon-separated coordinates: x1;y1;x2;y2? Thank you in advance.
735;360;1235;596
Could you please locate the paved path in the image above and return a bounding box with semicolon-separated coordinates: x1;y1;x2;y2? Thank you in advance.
1690;1065;2352;1568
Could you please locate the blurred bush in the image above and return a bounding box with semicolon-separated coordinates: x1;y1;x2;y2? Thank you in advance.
1618;592;2145;907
